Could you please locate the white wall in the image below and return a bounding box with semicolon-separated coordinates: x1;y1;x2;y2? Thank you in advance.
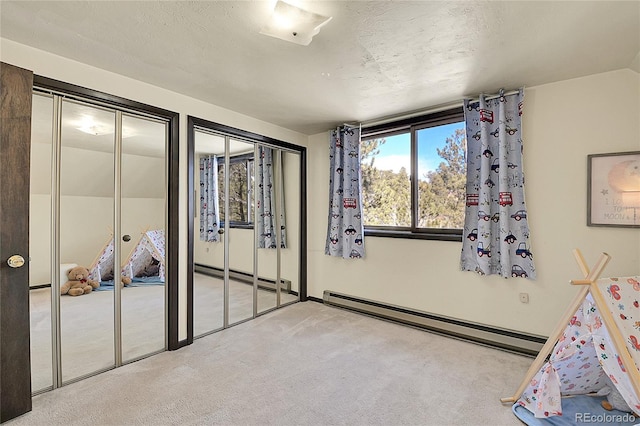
307;69;640;337
2;38;307;340
7;36;638;340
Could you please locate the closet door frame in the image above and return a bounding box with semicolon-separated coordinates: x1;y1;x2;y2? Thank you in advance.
186;116;307;344
32;76;183;354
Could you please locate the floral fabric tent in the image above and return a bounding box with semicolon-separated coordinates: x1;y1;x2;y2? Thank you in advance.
517;275;640;418
88;237;115;282
121;229;165;282
89;229;165;283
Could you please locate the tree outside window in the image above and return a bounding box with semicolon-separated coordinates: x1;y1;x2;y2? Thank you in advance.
360;108;466;240
218;156;254;225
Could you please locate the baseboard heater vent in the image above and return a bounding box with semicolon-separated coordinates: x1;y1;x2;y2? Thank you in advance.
195;264;291;293
322;290;545;356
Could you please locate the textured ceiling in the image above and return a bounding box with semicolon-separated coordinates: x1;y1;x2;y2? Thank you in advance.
2;1;639;135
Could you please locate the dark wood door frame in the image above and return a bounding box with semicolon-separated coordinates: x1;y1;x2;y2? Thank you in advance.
1;62;34;423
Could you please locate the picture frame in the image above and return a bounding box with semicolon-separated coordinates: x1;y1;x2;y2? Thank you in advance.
587;151;640;228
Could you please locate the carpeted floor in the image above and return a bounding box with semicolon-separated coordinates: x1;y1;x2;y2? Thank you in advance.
13;301;530;425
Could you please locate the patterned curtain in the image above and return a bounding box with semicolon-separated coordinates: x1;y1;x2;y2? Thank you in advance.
199;155;221;242
460;89;536;279
325;126;365;259
257;146;286;249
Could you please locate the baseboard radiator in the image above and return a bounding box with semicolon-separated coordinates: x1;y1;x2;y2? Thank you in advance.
322;290;545;356
195;263;291;293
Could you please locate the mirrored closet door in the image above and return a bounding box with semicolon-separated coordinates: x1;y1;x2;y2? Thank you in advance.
59;99;117;383
226;138;256;325
192;131;226;335
29;90;170;393
280;150;301;304
190;119;306;339
120;113;167;363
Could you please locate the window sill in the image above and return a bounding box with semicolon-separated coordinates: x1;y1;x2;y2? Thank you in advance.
220;222;254;230
364;228;462;242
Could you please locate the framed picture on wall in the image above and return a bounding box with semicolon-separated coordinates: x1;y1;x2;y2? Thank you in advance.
587;151;640;228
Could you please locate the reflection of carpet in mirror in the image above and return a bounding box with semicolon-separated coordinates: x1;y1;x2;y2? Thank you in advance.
193;273;298;338
29;286;165;392
29;277;298;392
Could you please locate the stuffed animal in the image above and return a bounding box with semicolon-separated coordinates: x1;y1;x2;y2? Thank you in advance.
597;375;633;413
100;271;132;287
138;258;160;278
61;266;100;296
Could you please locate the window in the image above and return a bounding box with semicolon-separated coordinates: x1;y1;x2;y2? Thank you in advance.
360;107;466;241
219;153;254;226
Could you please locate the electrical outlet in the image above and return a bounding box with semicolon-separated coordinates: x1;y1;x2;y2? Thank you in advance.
519;293;529;304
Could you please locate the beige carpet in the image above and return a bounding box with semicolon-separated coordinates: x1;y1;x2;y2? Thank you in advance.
15;301;529;425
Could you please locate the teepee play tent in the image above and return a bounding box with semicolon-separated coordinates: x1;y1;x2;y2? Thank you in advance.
88;236;116;282
504;250;640;424
89;229;165;283
121;229;165;282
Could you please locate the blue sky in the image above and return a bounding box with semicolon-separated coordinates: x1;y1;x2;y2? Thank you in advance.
363;122;464;181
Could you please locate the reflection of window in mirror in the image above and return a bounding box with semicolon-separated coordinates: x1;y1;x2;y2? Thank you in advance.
219;153;254;226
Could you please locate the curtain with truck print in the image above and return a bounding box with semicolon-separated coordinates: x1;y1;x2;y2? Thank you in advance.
460;89;536;279
199;155;221;242
257;146;286;249
325;126;365;259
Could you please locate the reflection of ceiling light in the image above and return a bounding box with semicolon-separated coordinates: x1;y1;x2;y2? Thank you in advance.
260;1;332;46
75;116;135;138
77;124;112;136
75;115;110;136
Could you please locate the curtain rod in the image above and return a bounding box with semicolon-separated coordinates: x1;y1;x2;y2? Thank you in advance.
470;88;522;103
344;88;522;130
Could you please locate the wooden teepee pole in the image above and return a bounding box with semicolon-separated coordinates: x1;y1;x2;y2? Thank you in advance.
500;249;598;404
88;232;114;272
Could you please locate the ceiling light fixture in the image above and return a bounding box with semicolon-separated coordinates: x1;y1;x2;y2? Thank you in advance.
260;1;332;46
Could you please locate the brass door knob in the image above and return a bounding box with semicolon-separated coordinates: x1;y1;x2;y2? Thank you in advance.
7;255;25;268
